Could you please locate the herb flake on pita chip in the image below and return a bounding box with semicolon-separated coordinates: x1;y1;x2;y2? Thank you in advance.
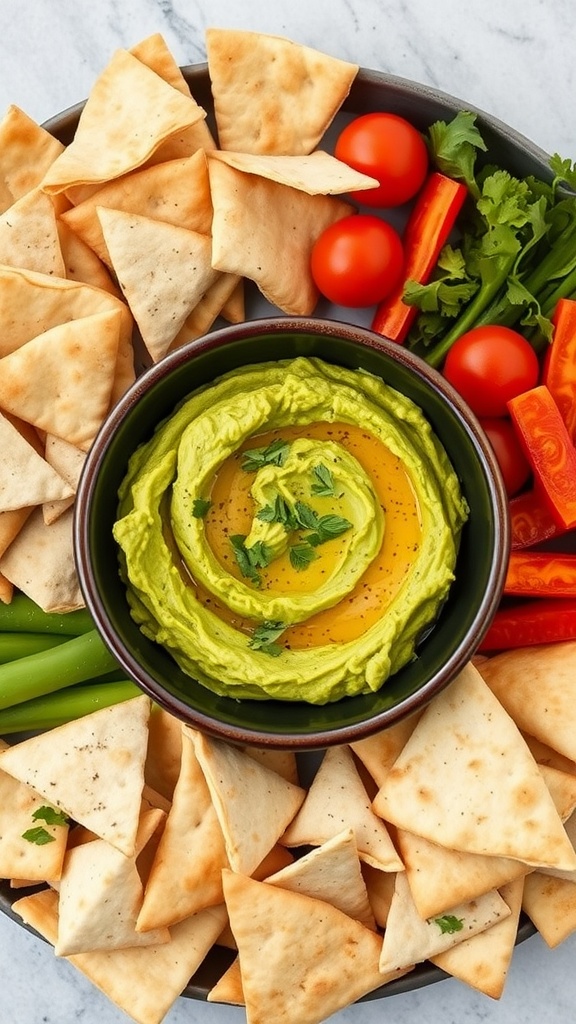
0;308;122;451
41;49;207;195
0;188;65;277
430;876;524;999
206;28;358;155
189;728;306;876
208;149;379;194
479;643;576;763
208;155;352;315
282;744;403;872
266;827;376;929
0;761;69;882
97;207;219;362
12;886;227;1024
379;871;511;974
0;412;73;512
0;506;83;612
222;869;408;1024
372;662;576;872
0;105;64;202
0;695;151;856
137;727;229;931
61;150;213;268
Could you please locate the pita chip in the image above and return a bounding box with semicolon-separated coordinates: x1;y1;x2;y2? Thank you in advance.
0;105;64;201
379;871;511;974
136;727;229;930
0;507;33;560
522;732;576;775
220;277;245;324
168;271;241;351
0;572;13;603
97;207;219;362
13;886;227;1024
430;876;524;999
56;810;169;955
0;412;73;512
208;156;352;314
189;728;306;876
243;746;299;786
208;956;244;1005
208;149;379;194
0;695;150;856
266;828;376;929
144;704;183;801
479;643;576;762
41;49;206;194
0;750;69;882
222;870;407;1024
361;864;397;928
522;871;576;947
42;433;87;525
350;712;422;787
0;308;121;450
0;506;83;612
372;662;576;872
0;188;65;277
61;150;213;267
282;744;403;872
206;28;357;155
56;218;121;297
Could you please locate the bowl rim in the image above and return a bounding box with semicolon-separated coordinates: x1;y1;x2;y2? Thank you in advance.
74;315;511;750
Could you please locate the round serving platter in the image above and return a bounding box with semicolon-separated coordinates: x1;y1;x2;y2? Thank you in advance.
0;61;549;1001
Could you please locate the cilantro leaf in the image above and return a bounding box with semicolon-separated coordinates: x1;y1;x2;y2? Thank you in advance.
241;438;290;472
427;110;487;198
308;513;353;547
245;540;274;569
256;494;298;531
229;535;261;586
32;806;69;827
248;621;286;656
550;153;576;192
434;914;464;935
192;497;212;519
22;826;56;846
289;541;318;571
311;463;336;497
293;501;321;531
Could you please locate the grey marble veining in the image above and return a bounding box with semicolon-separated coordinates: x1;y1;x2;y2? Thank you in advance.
1;0;576;1021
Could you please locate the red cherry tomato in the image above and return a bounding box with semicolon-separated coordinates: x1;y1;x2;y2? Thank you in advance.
480;417;532;497
334;112;429;208
442;326;540;418
311;214;404;308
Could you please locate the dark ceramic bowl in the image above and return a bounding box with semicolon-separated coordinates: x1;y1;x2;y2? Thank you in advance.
74;317;509;749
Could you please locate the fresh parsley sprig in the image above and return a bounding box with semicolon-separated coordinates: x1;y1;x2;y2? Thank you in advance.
310;463;337;497
247;620;286;656
241;438;290;472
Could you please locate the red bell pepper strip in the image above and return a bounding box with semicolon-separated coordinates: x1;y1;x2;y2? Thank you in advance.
478;598;576;652
509;487;563;550
371;172;467;343
504;550;576;597
507;385;576;531
541;297;576;444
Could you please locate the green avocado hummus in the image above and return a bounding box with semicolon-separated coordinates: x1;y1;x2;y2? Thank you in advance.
113;356;469;703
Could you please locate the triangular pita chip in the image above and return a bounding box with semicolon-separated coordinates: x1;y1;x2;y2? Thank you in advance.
522;870;576;947
144;704;183;800
372;662;576;871
56;809;169;955
208;156;352;314
243;746;299;786
0;105;64;201
206;28;357;154
97;207;219;362
189;728;305;876
281;744;403;871
168;271;240;351
0;505;83;612
350;712;422;787
479;643;576;762
266;828;376;929
56;218;121;297
42;433;87;525
13;887;227;1024
208;956;244;1005
430;876;524;998
41;49;206;194
0;506;33;560
522;732;576;775
0;572;13;603
136;728;229;931
379;871;511;973
222;869;407;1024
0;695;150;855
0;412;73;511
0;748;69;882
208;149;379;194
0;188;65;277
361;863;396;928
61;150;213;267
0;308;121;450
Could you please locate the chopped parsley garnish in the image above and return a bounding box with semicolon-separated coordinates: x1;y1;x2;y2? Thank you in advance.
229;535;274;585
433;914;465;935
31;806;69;827
248;620;286;657
306;512;353;546
289;541;318;571
256;494;298;531
22;826;56;846
241;438;290;472
192;497;212;519
311;463;336;497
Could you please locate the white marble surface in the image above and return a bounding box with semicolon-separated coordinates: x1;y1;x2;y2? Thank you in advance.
1;0;576;1021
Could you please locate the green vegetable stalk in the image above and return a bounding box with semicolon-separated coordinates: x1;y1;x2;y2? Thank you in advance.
0;681;140;734
0;592;93;635
0;633;68;664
